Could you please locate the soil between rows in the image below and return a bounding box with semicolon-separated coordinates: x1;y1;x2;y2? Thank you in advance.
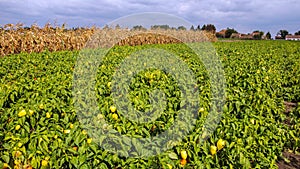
277;101;299;169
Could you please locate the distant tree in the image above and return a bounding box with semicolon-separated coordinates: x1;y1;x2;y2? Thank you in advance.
206;24;216;33
115;24;121;29
177;26;186;30
277;30;289;39
253;34;260;40
196;25;201;31
103;24;110;30
225;28;238;38
151;25;170;30
161;25;170;30
266;32;271;39
260;31;264;37
131;25;147;31
295;30;300;35
190;25;195;31
252;30;264;39
61;23;66;29
150;25;158;30
24;26;31;30
200;24;216;33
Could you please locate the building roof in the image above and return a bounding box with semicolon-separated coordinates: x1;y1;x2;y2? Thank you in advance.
216;29;227;35
240;34;253;39
286;35;300;39
252;32;261;35
230;33;240;38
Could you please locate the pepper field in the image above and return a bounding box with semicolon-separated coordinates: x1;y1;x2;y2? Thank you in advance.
0;40;299;168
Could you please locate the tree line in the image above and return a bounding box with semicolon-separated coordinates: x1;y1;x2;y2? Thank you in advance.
276;30;300;39
130;24;300;40
130;24;216;32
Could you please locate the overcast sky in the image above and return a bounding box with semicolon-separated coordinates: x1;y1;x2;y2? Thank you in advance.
1;0;299;37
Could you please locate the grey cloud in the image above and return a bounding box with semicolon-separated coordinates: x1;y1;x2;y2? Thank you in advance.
0;0;299;36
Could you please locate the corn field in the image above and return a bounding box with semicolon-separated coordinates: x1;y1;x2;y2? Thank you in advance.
0;23;217;56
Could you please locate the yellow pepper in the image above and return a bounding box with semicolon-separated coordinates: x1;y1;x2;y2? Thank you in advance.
210;145;217;155
217;139;226;150
18;110;26;117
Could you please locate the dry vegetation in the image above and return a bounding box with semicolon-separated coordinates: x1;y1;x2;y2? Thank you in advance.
87;28;217;48
0;23;94;56
0;23;217;56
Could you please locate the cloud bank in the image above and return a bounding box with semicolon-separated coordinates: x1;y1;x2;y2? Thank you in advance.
0;0;299;36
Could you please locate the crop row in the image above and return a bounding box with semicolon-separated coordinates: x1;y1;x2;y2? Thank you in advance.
0;40;299;168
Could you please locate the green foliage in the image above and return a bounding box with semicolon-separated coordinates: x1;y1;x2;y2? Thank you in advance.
266;32;272;39
150;25;171;30
131;25;147;31
277;30;289;39
177;26;186;30
225;28;238;38
190;25;195;31
252;30;264;40
201;24;216;33
0;41;299;168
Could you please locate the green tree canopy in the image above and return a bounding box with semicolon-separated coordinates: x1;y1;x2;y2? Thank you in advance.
150;25;170;30
201;24;216;33
190;25;195;31
253;30;264;40
277;30;289;39
131;25;147;31
177;26;186;30
266;32;271;39
225;28;238;38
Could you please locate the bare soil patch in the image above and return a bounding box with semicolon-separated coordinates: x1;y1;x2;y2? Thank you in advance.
277;101;299;169
277;151;300;169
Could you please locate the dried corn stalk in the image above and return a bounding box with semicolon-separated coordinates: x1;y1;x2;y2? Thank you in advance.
0;23;217;56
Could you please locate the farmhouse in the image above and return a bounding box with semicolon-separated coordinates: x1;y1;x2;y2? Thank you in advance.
229;33;256;40
285;35;300;41
230;33;240;39
240;34;254;40
216;29;227;38
275;36;284;40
